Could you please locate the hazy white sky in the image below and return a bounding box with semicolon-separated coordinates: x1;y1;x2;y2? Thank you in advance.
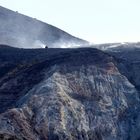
0;0;140;43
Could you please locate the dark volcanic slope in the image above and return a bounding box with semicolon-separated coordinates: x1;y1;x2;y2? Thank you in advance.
0;6;88;48
0;44;80;78
0;45;140;140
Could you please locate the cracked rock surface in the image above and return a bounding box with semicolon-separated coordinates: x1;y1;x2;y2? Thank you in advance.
0;47;140;140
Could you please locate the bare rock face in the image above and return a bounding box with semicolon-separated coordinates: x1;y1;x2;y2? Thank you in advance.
0;48;140;140
105;43;140;92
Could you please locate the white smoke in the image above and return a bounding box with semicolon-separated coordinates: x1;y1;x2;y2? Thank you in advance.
33;40;46;48
59;42;81;48
52;39;91;48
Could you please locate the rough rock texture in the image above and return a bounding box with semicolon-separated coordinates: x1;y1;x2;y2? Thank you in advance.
104;43;140;91
0;47;140;140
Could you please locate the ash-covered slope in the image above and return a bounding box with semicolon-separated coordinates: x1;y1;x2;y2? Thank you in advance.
0;46;140;140
0;6;88;48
